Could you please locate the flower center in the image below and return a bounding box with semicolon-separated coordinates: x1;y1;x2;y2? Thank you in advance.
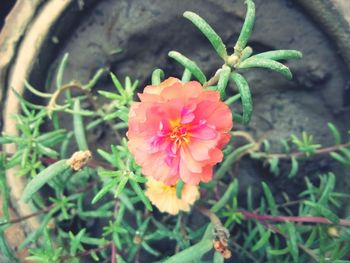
169;126;189;146
162;184;176;193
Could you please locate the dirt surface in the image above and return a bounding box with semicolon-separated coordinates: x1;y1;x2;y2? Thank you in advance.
41;0;350;179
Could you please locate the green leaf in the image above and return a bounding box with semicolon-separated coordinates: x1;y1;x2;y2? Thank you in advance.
234;0;255;52
239;46;253;61
22;160;69;202
164;240;213;263
268;247;290;256
340;147;350;160
242;226;259;250
318;172;335;205
285;222;299;262
116;255;128;263
92;179;118;204
288;157;298;178
327;122;341;145
83;68;106;90
330;151;350;166
0;136;13;144
80;210;113;218
115;176;129;198
211;180;238;213
129;179;153;211
304;227;317;247
213;252;224;263
151;68;164;85
251;230;271;251
224;94;241;106
217;66;231;99
238;57;293;80
268;156;280;176
168;51;207;84
37;129;66;146
262;182;277;216
110;73;127;97
142;242;160;257
181;68;192;83
56;53;69;88
304;201;339;223
11;88;45;110
98;90;123;100
69;229;86;255
231;72;252;124
20;208;58;249
0;155;10;221
37;144;59;158
215;143;254;180
24;80;52;98
251;50;302;61
97;149;117;167
183;11;227;60
0;230;16;261
176;180;184;199
73;99;88;151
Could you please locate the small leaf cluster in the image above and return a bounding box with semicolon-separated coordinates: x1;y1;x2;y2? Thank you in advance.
250;123;350;178
166;0;302;125
219;174;350;263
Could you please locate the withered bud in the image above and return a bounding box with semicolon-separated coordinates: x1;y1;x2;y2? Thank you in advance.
222;249;232;259
133;235;142;244
213;240;225;253
67;150;92;171
47;219;56;229
327;227;339;237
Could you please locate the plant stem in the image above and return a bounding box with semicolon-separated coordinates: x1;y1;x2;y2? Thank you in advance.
256;142;350;160
47;82;122;142
61;241;112;261
111;242;116;263
0;204;55;226
239;209;350;227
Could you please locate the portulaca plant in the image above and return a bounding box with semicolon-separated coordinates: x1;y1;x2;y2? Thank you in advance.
1;1;350;262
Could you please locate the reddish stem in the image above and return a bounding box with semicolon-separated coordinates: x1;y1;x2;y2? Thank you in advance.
61;241;111;261
265;142;350;159
239;209;350;227
111;243;116;263
0;204;55;226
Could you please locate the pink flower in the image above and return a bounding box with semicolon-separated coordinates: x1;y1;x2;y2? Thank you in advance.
127;77;232;185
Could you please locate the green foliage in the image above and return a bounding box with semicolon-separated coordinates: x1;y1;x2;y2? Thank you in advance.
183;11;228;60
151;68;165;85
73;99;88;150
169;0;301;126
27;230;63;263
234;0;255;52
238;57;293;80
291;132;321;157
163;224;214;263
231;72;253;124
168;51;207;84
22;160;70;203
